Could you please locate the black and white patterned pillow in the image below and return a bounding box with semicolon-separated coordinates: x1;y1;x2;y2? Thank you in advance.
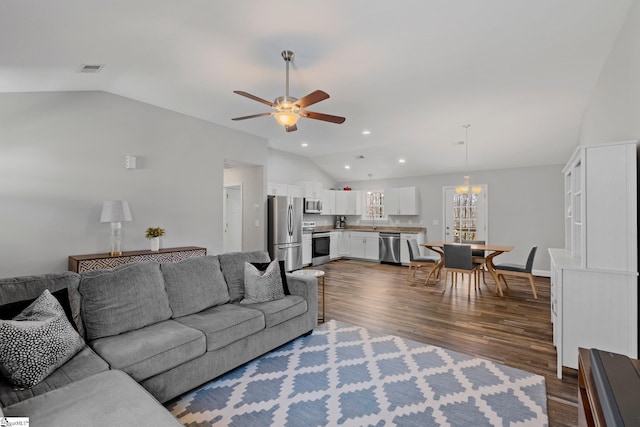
240;260;285;304
0;289;85;389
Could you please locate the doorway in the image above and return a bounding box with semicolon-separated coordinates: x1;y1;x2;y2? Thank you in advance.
443;186;488;243
223;185;243;253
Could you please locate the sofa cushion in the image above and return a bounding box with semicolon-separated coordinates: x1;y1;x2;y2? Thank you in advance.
79;262;173;340
161;256;230;317
90;320;205;382
0;271;83;336
175;304;265;351
0;290;85;389
218;251;270;302
241;260;285;304
239;295;308;328
3;370;183;427
0;345;108;407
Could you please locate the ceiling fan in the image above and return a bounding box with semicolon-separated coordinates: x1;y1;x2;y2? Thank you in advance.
232;50;345;132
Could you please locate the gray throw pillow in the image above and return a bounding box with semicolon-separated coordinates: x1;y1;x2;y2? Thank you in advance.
0;289;85;389
240;260;285;304
218;251;271;302
79;262;173;340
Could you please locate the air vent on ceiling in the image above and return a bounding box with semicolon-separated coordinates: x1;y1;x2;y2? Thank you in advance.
78;64;104;73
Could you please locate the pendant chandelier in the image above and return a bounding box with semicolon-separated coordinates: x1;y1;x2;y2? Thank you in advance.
455;124;482;195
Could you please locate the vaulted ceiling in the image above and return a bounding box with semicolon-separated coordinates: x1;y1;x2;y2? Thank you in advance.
0;0;633;181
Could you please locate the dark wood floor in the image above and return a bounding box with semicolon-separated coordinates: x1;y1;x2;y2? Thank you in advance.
310;259;578;427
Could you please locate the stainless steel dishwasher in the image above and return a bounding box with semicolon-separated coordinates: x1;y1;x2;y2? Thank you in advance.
379;232;401;265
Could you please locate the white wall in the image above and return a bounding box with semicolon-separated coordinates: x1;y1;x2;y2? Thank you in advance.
0;91;268;277
267;148;335;188
337;164;564;272
580;0;640;145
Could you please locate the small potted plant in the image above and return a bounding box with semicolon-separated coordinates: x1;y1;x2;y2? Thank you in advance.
145;227;165;251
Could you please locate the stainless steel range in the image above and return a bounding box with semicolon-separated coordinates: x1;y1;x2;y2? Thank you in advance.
312;231;330;265
303;221;330;266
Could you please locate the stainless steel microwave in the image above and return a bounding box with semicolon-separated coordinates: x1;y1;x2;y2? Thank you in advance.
304;198;323;214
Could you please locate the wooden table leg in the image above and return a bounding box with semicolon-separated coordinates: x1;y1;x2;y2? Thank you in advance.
424;247;444;286
485;251;504;297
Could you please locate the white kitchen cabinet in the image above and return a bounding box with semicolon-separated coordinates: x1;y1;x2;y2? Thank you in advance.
335;191;362;215
384;187;418;215
321;189;335;215
267;182;304;198
349;231;379;261
302;234;312;266
339;231;350;256
330;231;340;259
549;140;638;378
297;181;323;199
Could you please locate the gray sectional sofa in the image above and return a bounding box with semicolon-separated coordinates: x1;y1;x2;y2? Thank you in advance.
0;251;318;427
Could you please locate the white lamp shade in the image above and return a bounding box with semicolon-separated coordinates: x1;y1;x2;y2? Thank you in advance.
100;200;132;222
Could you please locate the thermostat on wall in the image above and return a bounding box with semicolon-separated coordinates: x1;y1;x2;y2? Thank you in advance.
125;155;137;169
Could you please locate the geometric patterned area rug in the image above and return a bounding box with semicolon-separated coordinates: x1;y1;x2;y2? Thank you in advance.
167;320;548;426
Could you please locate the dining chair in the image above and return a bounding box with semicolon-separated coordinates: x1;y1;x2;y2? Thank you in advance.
462;239;487;284
406;239;439;283
494;246;538;299
443;244;481;296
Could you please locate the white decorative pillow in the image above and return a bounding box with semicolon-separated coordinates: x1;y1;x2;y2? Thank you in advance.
0;289;85;389
240;259;285;304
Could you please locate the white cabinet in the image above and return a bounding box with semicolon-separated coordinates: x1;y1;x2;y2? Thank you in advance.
330;231;340;259
297;181;323;199
339;231;350;256
384;187;418;215
302;234;312;266
335;191;362;215
400;232;424;264
549;140;638;378
349;231;379;261
267;182;304;198
321;189;335;215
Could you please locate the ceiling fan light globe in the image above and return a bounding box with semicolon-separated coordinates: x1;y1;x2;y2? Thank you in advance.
275;111;300;126
455;185;468;195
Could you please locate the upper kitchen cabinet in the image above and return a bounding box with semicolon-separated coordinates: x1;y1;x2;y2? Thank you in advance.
267;182;304;198
297;181;323;199
321;189;335;215
384;187;418;215
335;191;362;215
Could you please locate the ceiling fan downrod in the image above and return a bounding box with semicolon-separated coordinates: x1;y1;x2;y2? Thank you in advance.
281;50;294;99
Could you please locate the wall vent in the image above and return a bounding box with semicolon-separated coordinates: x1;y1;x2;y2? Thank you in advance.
79;64;104;73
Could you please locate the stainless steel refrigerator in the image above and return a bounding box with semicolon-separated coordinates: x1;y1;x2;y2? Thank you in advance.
268;195;303;272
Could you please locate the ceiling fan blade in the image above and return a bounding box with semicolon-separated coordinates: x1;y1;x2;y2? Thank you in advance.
301;110;346;124
295;90;329;109
285;124;298;132
231;112;272;121
233;91;275;107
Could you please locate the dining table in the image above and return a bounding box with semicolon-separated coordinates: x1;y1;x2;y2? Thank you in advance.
421;242;514;296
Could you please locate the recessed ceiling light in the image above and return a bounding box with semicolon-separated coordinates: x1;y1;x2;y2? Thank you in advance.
301;143;308;147
344;165;351;170
362;130;371;135
398;158;406;164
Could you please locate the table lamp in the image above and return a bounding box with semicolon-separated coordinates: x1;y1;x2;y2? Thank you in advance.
100;200;132;256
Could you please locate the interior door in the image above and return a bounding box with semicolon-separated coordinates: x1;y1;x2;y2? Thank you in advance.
223;185;242;253
443;186;488;243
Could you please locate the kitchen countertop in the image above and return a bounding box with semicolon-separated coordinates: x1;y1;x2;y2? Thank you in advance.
314;225;426;233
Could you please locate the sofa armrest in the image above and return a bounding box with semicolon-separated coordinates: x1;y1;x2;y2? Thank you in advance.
286;274;318;321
